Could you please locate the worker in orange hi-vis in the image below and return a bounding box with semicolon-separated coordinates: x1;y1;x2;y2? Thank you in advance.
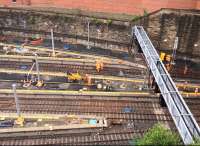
87;75;92;86
96;60;101;72
96;63;101;72
100;61;104;71
96;59;104;72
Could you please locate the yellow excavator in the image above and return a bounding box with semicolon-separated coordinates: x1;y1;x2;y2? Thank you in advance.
67;72;83;82
66;72;92;86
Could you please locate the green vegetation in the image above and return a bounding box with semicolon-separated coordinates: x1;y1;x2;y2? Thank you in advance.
131;15;141;22
106;19;112;25
190;138;200;145
92;17;113;25
92;17;103;25
143;9;148;17
130;9;148;22
28;16;35;24
133;123;181;146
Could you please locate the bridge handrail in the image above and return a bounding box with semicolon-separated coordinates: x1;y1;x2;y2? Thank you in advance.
132;25;200;144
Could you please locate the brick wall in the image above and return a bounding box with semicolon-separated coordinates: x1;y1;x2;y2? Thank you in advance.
0;7;199;58
0;0;200;14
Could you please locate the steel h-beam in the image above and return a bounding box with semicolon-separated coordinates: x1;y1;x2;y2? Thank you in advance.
132;26;200;144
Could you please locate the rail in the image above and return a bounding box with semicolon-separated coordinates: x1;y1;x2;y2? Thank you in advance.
132;26;200;144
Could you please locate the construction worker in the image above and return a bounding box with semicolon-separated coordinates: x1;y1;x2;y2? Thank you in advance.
160;52;172;71
96;60;104;72
165;54;172;71
96;60;101;72
100;61;104;71
85;74;92;86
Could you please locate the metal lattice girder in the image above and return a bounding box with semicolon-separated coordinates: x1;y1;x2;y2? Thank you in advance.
132;26;200;144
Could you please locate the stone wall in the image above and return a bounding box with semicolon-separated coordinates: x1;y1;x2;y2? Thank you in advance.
135;9;200;58
0;7;200;58
0;7;131;52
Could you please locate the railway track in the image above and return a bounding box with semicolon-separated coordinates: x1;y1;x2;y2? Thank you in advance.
171;67;200;80
1;94;200;123
0;92;199;125
0;129;140;145
0;96;171;122
0;18;199;146
0;42;145;66
0;115;174;146
0;60;145;78
0;94;175;145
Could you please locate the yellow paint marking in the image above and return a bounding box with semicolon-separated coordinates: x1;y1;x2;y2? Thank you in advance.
0;89;151;96
0;42;144;67
0;68;144;83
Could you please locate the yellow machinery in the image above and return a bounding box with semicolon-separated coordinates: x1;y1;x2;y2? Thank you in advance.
22;78;44;88
160;52;166;61
160;52;172;71
160;52;172;62
67;72;83;82
67;72;92;85
15;116;25;127
36;80;44;87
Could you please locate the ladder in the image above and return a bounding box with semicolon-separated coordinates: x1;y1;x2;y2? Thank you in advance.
132;26;200;144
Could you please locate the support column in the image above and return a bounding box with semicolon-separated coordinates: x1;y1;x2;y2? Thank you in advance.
87;21;91;49
51;29;55;57
35;54;40;82
12;84;21;117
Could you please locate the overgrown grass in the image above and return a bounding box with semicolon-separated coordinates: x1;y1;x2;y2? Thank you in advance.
133;123;181;146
